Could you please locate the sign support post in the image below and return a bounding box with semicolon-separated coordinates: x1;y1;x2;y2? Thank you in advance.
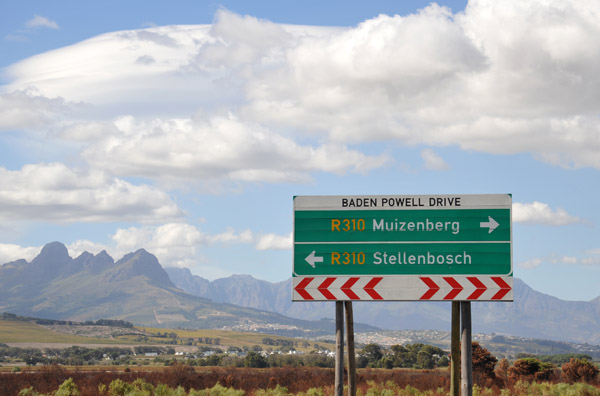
335;301;344;396
461;301;473;396
345;301;356;396
451;301;460;396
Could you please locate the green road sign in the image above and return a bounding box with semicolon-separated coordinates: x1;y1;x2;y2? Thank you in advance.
294;242;511;276
295;208;510;243
293;194;512;277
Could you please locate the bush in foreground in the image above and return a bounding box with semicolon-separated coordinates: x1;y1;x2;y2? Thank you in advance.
19;377;600;396
561;358;599;384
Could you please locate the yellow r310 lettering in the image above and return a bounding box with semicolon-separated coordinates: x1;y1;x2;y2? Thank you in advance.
331;218;365;232
331;252;365;265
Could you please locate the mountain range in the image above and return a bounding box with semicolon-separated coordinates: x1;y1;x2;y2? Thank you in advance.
165;268;600;345
1;242;599;344
0;242;375;337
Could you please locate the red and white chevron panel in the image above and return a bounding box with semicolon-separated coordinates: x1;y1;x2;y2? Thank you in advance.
293;276;512;301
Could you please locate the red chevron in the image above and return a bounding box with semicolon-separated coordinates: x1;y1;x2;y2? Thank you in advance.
318;277;337;300
491;277;511;300
467;277;487;300
420;277;440;300
341;277;361;300
443;277;464;300
364;277;383;300
295;277;314;300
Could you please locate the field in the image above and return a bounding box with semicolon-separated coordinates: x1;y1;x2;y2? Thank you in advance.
0;318;326;353
0;319;131;345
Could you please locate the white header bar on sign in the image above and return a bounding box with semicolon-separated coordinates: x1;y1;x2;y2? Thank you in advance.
294;194;512;211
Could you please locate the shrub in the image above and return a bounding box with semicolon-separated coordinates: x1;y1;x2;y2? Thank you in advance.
108;379;133;396
254;385;290;396
509;357;557;383
471;342;497;387
494;358;510;386
188;383;245;396
561;358;599;384
244;352;268;368
55;378;80;396
18;388;42;396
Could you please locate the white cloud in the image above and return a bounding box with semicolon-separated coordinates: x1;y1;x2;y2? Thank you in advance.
0;243;41;265
0;163;183;223
80;114;389;184
518;253;600;269
421;148;449;170
256;232;292;250
551;256;578;265
518;258;542;269
3;2;600;177
111;223;255;268
112;223;204;268
0;89;69;131
513;201;582;226
209;228;254;244
25;15;60;30
1;226;290;270
550;255;600;266
193;9;293;68
67;240;110;259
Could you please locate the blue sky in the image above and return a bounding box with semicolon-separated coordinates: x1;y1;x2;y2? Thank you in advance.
1;0;599;302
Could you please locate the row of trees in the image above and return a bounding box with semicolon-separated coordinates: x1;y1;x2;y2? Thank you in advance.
0;345;332;368
358;343;448;369
0;346;177;366
1;312;133;328
163;351;334;369
3;341;598;385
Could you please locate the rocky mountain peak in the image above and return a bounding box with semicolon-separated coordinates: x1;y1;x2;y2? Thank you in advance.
110;248;174;287
34;241;71;263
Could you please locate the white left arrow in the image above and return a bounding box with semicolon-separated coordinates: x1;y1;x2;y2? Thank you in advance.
305;251;323;268
480;216;500;233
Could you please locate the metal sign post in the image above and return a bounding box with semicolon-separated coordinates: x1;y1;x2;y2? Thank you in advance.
335;302;344;396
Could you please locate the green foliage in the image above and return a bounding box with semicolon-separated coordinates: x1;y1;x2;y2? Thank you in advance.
55;378;80;396
262;338;294;347
188;384;245;396
83;319;134;328
244;351;268;368
360;381;446;396
254;385;290;396
361;344;383;366
18;388;43;396
540;353;593;365
297;388;324;396
512;380;600;396
389;343;447;369
108;379;134;396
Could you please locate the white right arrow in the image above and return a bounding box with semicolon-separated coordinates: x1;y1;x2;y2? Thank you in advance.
480;216;500;233
305;251;323;269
